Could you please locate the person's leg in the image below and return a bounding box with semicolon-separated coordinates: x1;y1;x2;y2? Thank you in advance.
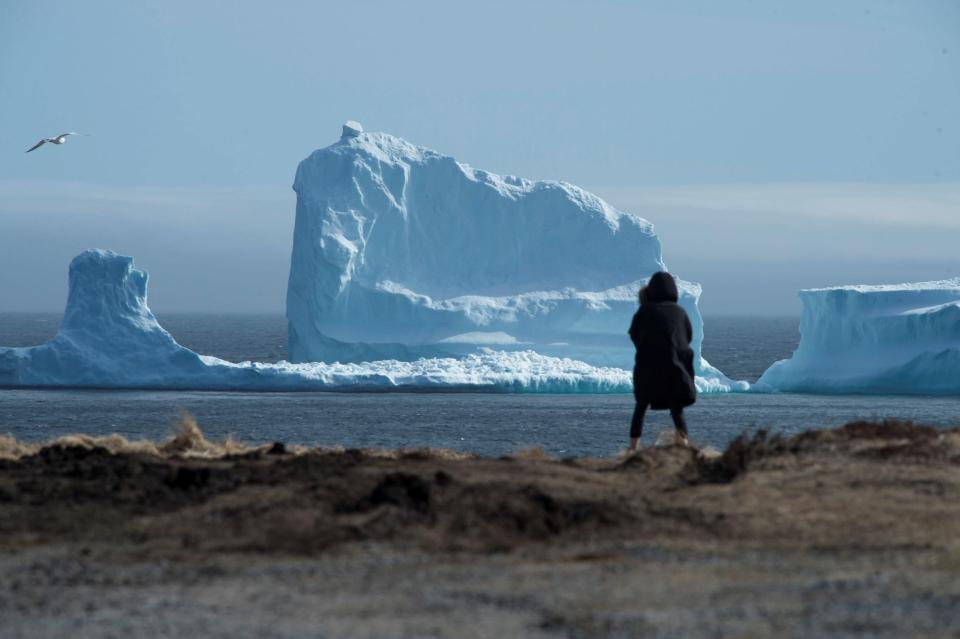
629;401;648;450
670;406;689;447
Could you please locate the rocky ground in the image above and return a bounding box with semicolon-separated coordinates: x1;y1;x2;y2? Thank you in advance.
1;420;959;638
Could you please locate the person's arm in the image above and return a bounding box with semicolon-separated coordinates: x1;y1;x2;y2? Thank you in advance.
629;311;645;343
682;313;697;379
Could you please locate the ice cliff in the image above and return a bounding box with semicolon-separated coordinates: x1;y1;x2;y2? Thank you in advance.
758;280;960;394
288;122;742;391
0;250;636;391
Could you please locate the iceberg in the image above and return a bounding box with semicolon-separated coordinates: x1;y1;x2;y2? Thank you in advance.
0;250;635;392
0;124;745;394
288;122;743;391
757;280;960;395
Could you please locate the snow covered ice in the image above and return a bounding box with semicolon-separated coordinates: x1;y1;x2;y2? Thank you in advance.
757;280;960;395
0;250;635;392
288;122;744;392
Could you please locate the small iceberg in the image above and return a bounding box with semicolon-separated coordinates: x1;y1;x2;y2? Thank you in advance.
758;279;960;395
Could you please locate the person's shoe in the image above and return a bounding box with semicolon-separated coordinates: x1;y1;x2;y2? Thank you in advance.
674;432;689;447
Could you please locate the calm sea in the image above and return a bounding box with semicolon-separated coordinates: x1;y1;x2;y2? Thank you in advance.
2;313;959;456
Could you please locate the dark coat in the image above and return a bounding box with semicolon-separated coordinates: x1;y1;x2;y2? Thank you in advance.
628;272;697;410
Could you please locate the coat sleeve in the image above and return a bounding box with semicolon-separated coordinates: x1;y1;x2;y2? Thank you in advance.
628;311;643;343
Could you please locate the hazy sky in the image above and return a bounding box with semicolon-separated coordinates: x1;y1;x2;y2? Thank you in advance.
1;0;957;315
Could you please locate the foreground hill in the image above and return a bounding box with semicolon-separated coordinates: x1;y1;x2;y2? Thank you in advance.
1;420;958;637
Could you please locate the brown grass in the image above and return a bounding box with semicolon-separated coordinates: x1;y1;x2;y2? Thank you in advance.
509;447;554;461
0;411;477;462
0;411;264;460
0;419;958;556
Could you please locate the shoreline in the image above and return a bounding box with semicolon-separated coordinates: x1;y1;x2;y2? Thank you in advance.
2;420;959;636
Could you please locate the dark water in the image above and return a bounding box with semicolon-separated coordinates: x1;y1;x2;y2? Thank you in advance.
700;316;801;382
2;389;959;457
2;313;959;456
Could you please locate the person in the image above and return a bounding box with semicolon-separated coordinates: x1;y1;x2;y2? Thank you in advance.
628;271;697;450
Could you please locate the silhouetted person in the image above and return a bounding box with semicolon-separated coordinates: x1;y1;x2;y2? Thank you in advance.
628;271;697;450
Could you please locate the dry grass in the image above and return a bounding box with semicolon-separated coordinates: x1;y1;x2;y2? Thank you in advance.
509;447;554;461
158;411;247;458
0;411;264;460
2;415;956;470
356;447;478;461
0;419;958;558
0;411;475;462
0;435;37;460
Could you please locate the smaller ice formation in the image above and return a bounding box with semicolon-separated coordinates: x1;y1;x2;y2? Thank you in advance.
758;279;960;395
0;250;634;392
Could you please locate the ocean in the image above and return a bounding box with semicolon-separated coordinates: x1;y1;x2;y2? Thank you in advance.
2;313;959;456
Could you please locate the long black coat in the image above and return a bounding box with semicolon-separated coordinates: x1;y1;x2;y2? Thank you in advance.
628;272;697;410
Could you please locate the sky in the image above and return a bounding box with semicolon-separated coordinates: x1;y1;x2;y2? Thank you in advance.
0;0;957;315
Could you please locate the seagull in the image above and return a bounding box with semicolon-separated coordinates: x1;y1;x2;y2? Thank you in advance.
25;132;88;153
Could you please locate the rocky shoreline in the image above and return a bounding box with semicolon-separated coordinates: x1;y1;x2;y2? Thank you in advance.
2;420;959;637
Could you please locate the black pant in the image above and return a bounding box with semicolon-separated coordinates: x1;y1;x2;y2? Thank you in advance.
630;401;687;439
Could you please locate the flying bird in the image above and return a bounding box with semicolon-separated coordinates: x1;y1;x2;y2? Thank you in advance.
25;132;87;153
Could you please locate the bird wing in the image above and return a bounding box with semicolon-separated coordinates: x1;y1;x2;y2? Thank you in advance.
55;132;79;138
25;139;48;153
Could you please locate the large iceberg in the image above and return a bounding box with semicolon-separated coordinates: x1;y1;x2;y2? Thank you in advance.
0;124;745;393
758;280;960;395
288;122;742;391
0;250;635;392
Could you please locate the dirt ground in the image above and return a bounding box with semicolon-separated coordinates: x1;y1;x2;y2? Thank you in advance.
1;420;959;638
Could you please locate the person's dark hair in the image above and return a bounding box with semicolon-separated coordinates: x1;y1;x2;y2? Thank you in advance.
638;286;649;305
645;271;679;303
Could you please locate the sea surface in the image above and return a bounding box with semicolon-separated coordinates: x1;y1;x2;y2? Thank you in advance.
2;313;959;456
